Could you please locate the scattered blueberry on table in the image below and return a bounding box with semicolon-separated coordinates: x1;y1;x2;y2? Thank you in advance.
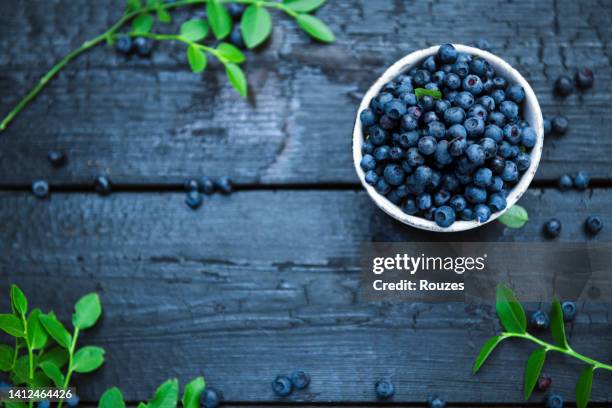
32;180;50;199
134;37;153;57
561;301;577;321
374;379;395;399
47;150;67;167
290;371;311;389
573;170;590;190
359;44;538;227
94;175;112;195
529;310;550;330
543;219;562;238
536;375;552;392
66;394;80;407
550;116;568;135
545;393;564;408
184;178;200;192
272;375;293;397
428;395;447;408
557;174;572;191
574;67;594;89
584;215;603;235
185;189;203;209
201;387;223;408
543;117;552;136
201;177;216;195
216;177;233;194
115;35;133;55
554;75;573;97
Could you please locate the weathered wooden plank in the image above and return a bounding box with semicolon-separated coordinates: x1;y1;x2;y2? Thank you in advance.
0;189;610;402
0;0;611;185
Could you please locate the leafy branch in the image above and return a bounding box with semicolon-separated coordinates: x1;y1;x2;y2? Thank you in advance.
98;377;206;408
0;0;335;132
473;284;612;408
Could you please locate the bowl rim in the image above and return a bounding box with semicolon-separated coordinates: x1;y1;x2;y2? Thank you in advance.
352;44;544;232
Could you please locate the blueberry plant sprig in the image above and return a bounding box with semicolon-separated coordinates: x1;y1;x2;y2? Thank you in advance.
98;376;206;408
473;284;612;408
0;0;335;132
0;285;104;408
497;204;529;228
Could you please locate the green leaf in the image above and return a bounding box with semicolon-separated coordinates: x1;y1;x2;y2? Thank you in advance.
39;314;72;349
72;292;102;330
30;370;51;388
226;63;248;97
0;314;24;337
72;346;105;373
295;14;335;43
157;7;172;23
99;387;127;408
186;45;207;73
39;361;64;388
126;0;142;13
0;344;13;371
5;402;27;408
132;13;154;34
148;378;179;408
182;376;206;408
576;366;594;408
283;0;326;12
550;298;569;349
498;205;529;228
472;335;503;374
12;355;29;385
27;309;48;350
216;42;245;63
524;348;546;400
137;403;148;408
11;285;28;316
240;5;272;49
207;0;232;39
180;19;209;42
38;347;69;369
495;284;526;334
415;87;442;100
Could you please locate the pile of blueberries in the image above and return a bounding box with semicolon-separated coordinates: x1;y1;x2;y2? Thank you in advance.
184;176;233;209
359;43;537;228
271;371;311;397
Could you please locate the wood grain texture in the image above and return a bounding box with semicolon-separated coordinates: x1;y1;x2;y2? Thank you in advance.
0;189;610;402
0;0;611;185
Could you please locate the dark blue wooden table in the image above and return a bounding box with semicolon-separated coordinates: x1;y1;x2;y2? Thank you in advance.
1;0;611;406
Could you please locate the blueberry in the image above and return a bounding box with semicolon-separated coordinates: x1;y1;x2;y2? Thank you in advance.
557;174;572;191
503;124;522;145
451;61;469;78
407;105;423;120
434;140;453;166
468;104;488;121
407;148;425;167
375;380;395;400
185;179;201;192
545;394;564;408
365;170;379;185
382;81;398;96
465;185;487;204
426;121;446;139
444;72;461;90
201;387;223;408
371;92;394;115
454;91;474;110
447;124;467;139
413;70;431;87
474;168;493;187
444;107;466;125
537;375;552;392
544;218;562;238
482;79;494;94
384;99;407;120
469;57;488;76
94;175;111;195
401;160;414;174
500;100;519;120
428;396;447;408
476;38;491;50
418;95;435;111
442;174;460;192
360;108;377;128
418;136;437;156
400;114;418;131
543;117;552;136
445;90;458;103
554;75;573;96
66;395;80;407
229;25;245;48
551;116;568;134
561;301;577;322
490;156;505;174
573;171;590;190
360;154;377;172
32;180;50;198
378;114;397;130
395;184;409;198
38;401;51;408
414;166;433;187
432;70;446;85
422;111;439;124
461;207;474;220
422;55;437;72
417;193;432;210
384;164;405;186
433;190;451;206
515;152;531;172
506;85;525;103
290;371;310;389
466;144;485;165
47;150;67;167
374;146;391;161
498;141;513;158
473;203;491;222
389;146;404;161
449;195;467;212
375;179;391;195
185;190;203;209
483;124;503;142
488;111;506;127
529;310;550;330
227;3;245;19
134;37;153;57
480;137;497;159
463;74;483;95
521;126;537;148
490;89;506;106
115;35;133;54
501;161;518;182
437;44;457;63
401;91;417;106
478;96;495;111
369;126;389;146
272;375;293;397
399;131;419;148
448;137;467;157
574;67;594;89
492;76;508;89
584;216;603;235
434;206;455;227
402;197;418;214
488;176;504;192
464;117;485;138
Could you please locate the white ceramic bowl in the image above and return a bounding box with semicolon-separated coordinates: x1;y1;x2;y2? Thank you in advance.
353;44;544;232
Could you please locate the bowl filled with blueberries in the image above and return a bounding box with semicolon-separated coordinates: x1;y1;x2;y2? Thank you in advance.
353;43;544;232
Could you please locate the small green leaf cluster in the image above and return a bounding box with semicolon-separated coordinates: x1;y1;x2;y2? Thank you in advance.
473;284;611;408
99;376;205;408
414;87;442;100
0;285;104;408
497;204;529;228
